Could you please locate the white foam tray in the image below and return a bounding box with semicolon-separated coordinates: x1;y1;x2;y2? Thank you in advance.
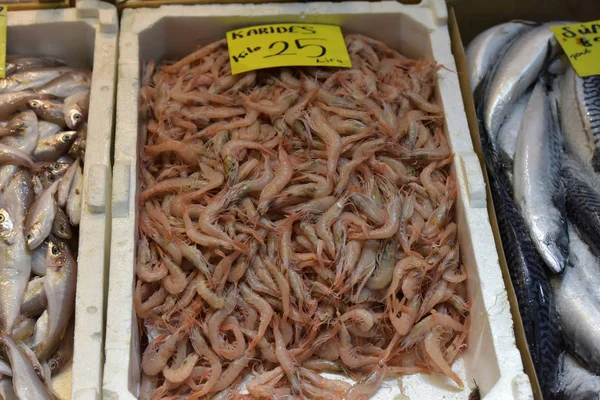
103;1;532;399
7;3;118;399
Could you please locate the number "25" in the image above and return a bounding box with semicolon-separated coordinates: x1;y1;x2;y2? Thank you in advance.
265;38;327;58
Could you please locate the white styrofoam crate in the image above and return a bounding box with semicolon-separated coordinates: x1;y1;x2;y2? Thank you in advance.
7;3;118;399
103;1;532;399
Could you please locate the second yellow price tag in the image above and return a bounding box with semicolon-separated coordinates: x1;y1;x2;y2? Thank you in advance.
226;23;352;75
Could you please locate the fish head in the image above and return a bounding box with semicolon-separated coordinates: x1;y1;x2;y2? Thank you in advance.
45;235;74;273
65;108;83;130
59;131;77;146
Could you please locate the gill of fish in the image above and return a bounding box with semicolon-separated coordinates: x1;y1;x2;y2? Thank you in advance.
513;78;568;274
560;65;600;173
0;208;31;334
465;21;535;92
33;236;77;361
0;335;53;399
483;22;564;136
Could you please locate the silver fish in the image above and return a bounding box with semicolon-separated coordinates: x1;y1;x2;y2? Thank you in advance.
68;128;86;160
560;65;600;172
497;90;532;169
36;155;74;189
24;181;58;250
0;67;72;94
31;311;48;349
555;353;600;399
48;318;74;376
484;23;564;136
5;56;66;75
33;236;77;361
33;131;76;162
51;206;72;240
0;143;36;169
12;318;35;343
0;378;15;400
466;21;535;92
21;276;46;318
0;110;38;155
0;91;50;120
513;78;568;273
552;230;600;373
35;70;91;98
0;208;31;334
0;170;32;230
0;359;11;377
57;159;78;208
66;162;83;226
31;240;48;277
28;99;66;127
38;121;62;140
63;90;90;130
0;336;53;400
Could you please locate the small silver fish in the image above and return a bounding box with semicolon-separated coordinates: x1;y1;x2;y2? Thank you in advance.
0;67;72;94
0;169;32;230
28;99;66;127
68;129;86;160
31;240;49;277
5;56;66;75
24;181;58;250
0;336;53;399
0;378;15;400
35;70;91;98
63;90;90;130
57;159;78;208
12;318;35;343
52;206;72;240
483;22;565;136
21;276;46;318
66;162;83;226
36;155;74;189
513;78;568;273
48;318;74;376
33;131;76;162
33;236;77;361
32;311;48;349
466;21;535;92
0;208;31;334
0;91;50;120
37;121;62;140
0;110;39;155
0;143;36;169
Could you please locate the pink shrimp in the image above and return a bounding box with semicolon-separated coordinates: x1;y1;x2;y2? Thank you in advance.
350;194;402;240
309;107;342;183
258;145;293;214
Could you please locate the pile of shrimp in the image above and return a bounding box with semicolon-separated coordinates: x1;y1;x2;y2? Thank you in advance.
136;34;470;399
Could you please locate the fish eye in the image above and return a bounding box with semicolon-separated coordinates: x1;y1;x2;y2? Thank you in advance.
63;135;72;142
0;214;4;223
73;114;81;121
52;163;62;171
51;245;60;255
49;360;58;370
26;233;32;240
59;225;66;233
47;174;55;182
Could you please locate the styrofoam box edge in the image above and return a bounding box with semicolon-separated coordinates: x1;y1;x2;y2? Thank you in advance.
7;3;118;400
104;2;532;399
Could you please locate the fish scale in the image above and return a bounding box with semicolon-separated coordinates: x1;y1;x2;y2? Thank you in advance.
582;75;600;143
488;169;561;398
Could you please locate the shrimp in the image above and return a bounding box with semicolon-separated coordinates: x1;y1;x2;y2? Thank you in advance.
349;193;385;226
162;255;187;294
316;196;347;257
338;321;381;368
273;316;303;395
350;194;402;239
210;348;255;392
424;327;464;387
246;366;285;398
258;145;293;214
239;283;274;351
136;237;168;282
346;362;387;400
195;274;225;309
163;39;227;73
340;309;374;332
141;331;184;376
309;107;342;183
388;256;430;296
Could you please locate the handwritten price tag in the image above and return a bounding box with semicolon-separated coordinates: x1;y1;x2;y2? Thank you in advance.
551;20;600;77
0;5;6;79
226;23;352;75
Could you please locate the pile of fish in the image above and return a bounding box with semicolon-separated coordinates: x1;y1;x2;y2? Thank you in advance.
468;21;600;399
136;34;469;399
0;55;90;399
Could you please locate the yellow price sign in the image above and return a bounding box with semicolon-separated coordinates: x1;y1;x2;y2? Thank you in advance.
0;5;5;79
551;20;600;77
226;23;352;75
